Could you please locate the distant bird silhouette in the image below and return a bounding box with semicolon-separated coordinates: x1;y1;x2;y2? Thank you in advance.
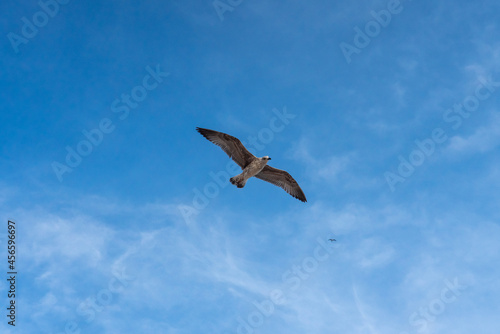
329;238;336;242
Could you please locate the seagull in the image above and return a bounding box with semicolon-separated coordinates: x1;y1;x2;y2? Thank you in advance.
329;238;336;242
196;127;307;202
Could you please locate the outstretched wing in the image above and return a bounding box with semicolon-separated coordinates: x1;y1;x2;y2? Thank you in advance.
255;165;307;202
196;127;255;168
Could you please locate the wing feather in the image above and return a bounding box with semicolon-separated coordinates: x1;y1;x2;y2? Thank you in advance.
196;127;255;168
255;165;307;202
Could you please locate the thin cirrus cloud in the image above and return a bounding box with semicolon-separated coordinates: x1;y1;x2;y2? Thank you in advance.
446;115;500;155
2;185;500;333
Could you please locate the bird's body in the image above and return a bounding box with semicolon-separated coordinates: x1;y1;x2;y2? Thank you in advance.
196;127;307;202
230;156;270;188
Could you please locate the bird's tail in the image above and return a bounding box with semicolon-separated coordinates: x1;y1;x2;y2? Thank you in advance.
230;174;247;188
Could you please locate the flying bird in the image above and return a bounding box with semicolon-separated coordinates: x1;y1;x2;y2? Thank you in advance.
329;238;336;242
196;127;307;202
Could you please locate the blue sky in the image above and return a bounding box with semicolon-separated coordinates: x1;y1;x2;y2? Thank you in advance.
1;0;500;333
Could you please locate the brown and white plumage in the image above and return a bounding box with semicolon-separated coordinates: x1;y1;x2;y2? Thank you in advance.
254;166;307;202
196;127;307;202
196;127;254;168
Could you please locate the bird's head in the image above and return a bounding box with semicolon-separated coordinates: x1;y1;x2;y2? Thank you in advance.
262;156;271;161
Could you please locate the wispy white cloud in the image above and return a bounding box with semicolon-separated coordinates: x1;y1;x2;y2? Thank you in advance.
289;137;353;183
446;115;500;155
2;185;499;334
